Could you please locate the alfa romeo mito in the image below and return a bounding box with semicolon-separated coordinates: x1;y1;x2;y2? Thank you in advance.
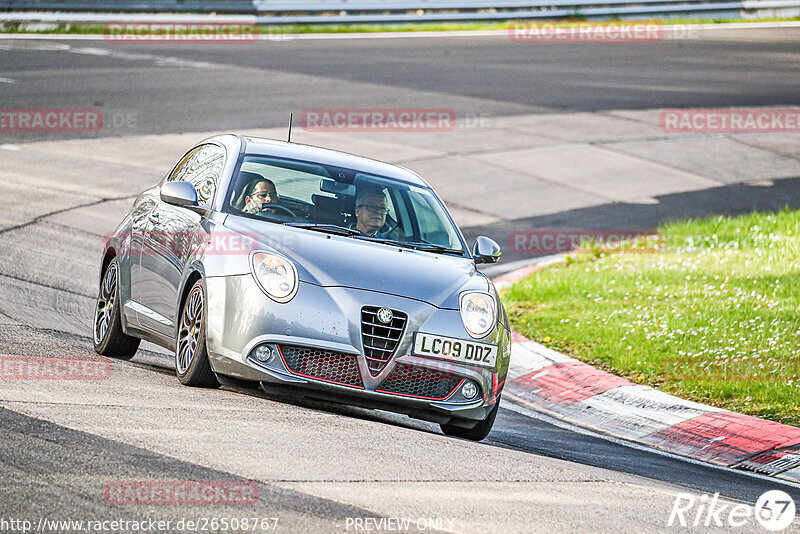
93;134;511;440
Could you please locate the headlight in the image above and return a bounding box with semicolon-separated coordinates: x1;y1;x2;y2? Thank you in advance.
250;252;298;303
460;292;496;339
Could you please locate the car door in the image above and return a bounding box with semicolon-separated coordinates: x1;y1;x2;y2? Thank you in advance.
127;188;160;329
136;144;225;340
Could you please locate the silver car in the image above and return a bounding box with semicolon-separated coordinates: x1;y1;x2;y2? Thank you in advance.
93;134;511;440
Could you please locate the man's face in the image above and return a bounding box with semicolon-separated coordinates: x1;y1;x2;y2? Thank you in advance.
355;193;388;235
246;181;277;206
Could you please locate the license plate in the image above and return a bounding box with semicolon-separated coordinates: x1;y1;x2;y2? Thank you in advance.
412;333;497;368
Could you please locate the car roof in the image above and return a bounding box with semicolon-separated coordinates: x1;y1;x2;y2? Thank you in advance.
239;136;430;188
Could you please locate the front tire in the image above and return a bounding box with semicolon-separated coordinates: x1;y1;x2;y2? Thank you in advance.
176;279;219;388
440;397;500;441
93;258;140;359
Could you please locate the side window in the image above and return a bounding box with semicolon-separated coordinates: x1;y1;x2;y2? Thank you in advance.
168;144;225;207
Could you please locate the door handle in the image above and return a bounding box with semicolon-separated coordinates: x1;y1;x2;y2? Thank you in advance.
148;212;161;225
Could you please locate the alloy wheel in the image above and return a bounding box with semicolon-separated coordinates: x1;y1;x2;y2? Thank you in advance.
177;285;204;375
93;262;117;344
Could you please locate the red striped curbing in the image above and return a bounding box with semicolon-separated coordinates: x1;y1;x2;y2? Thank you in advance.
494;263;800;483
492;253;570;290
644;412;800;466
493;263;544;287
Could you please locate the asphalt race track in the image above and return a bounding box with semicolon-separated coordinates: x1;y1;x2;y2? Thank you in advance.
1;28;800;141
2;27;800;533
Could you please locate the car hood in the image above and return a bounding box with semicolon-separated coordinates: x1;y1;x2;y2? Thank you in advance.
224;216;489;309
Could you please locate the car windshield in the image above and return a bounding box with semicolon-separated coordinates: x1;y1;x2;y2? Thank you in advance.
225;154;466;254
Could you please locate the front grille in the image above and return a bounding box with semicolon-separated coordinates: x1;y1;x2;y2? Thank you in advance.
279;345;363;388
377;363;464;400
361;306;407;375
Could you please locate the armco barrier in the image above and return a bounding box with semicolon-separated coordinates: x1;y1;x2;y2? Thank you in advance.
2;0;800;22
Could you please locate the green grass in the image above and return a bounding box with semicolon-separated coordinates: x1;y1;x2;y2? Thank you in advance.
503;209;800;426
2;17;799;35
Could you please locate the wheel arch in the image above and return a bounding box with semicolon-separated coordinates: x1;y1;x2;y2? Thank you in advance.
100;248;116;284
179;271;204;316
176;263;207;337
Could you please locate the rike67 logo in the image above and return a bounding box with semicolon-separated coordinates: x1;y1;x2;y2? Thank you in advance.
669;490;796;531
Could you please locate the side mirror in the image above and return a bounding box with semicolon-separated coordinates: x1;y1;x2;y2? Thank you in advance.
160;181;206;213
473;236;502;264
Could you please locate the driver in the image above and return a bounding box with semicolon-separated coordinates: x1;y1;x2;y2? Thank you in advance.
242;179;278;214
353;186;399;238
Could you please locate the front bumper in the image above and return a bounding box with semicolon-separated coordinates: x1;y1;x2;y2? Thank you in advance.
205;274;510;422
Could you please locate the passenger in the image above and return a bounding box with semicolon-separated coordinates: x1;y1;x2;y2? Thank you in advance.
242;179;278;214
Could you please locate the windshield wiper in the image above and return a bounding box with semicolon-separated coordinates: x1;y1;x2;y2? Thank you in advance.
356;236;464;256
286;223;362;236
404;241;465;255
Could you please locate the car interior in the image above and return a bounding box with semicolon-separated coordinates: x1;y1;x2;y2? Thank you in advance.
227;167;401;233
223;159;461;252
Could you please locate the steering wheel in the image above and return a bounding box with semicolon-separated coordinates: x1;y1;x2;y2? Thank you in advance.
258;203;297;218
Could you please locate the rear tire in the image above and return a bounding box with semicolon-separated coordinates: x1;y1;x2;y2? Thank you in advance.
93;258;140;359
175;279;219;388
440;397;500;441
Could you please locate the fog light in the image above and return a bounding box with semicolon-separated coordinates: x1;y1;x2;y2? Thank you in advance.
254;344;276;363
461;381;479;400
